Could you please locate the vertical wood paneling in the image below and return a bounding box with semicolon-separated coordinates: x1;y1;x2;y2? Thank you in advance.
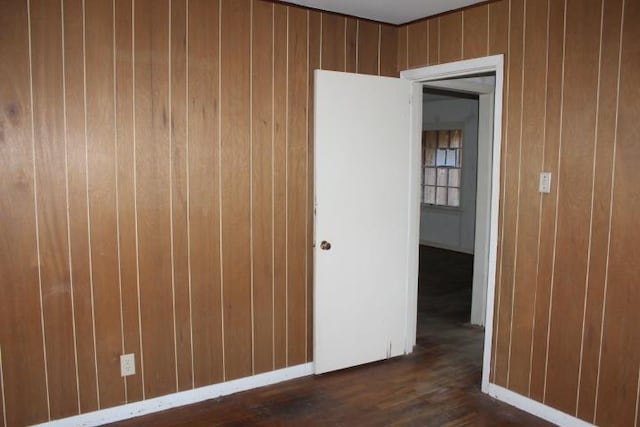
169;0;193;392
507;0;549;396
63;0;99;412
487;0;509;384
30;0;77;418
345;18;357;73
134;0;176;398
3;0;640;424
545;0;602;413
596;1;640;424
428;19;439;65
577;0;624;419
220;0;252;382
529;0;565;401
462;5;488;59
439;11;463;63
357;21;378;75
1;1;409;423
251;0;275;375
114;0;143;403
307;10;321;362
272;3;288;369
379;24;398;77
85;0;125;407
321;13;345;72
187;0;223;387
0;353;3;427
494;0;525;388
397;1;640;425
0;0;49;424
407;21;427;68
286;6;308;366
397;25;408;72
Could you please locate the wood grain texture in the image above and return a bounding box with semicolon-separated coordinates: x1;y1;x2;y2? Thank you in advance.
507;0;549;396
407;20;427;68
428;19;439;65
545;0;602;413
307;10;321;363
402;0;640;424
169;0;193;392
251;0;275;375
494;0;525;388
286;6;308;366
439;11;463;63
345;18;357;73
272;2;288;370
595;0;640;424
187;0;223;387
320;13;345;72
529;0;565;401
0;0;50;424
577;0;624;420
487;0;509;385
85;0;125;407
114;0;144;404
29;0;78;418
220;0;252;381
357;21;378;75
462;4;488;59
379;24;397;77
63;0;100;412
1;0;398;423
396;25;408;72
134;0;176;399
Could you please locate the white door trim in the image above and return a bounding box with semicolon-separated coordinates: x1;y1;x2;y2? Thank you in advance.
400;54;504;394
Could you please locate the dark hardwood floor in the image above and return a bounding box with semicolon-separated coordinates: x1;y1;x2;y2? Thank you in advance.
108;246;550;426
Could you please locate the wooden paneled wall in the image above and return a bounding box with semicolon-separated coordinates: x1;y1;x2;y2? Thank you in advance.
0;0;397;425
399;0;640;425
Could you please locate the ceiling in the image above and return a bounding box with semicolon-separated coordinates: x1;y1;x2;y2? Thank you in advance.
281;0;487;25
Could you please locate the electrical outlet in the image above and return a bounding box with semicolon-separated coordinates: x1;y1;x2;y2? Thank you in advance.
120;353;136;377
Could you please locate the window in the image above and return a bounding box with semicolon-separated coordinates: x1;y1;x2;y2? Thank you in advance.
422;129;462;207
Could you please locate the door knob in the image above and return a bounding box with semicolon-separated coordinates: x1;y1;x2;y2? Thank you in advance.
320;240;332;250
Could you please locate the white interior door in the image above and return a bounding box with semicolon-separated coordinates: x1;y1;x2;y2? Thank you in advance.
313;70;419;374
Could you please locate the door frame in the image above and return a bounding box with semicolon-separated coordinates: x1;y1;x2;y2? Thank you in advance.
400;55;504;393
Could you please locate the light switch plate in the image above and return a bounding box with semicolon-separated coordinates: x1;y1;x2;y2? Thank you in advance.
539;172;552;193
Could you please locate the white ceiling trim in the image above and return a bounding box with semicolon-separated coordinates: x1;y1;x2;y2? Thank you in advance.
280;0;487;25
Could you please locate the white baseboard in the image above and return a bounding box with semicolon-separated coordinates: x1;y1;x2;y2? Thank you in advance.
486;383;594;427
37;363;314;427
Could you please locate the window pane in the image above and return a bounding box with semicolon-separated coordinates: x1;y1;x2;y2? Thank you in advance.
437;168;448;186
424;167;436;186
424;186;435;204
450;130;462;148
447;149;458;167
449;168;461;187
436;187;447;205
438;130;450;148
436;148;447;166
448;188;460;207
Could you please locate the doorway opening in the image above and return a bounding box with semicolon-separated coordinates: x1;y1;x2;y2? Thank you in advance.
401;55;504;394
417;83;487;387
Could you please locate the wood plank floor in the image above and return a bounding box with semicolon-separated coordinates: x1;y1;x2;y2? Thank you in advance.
108;246;550;426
